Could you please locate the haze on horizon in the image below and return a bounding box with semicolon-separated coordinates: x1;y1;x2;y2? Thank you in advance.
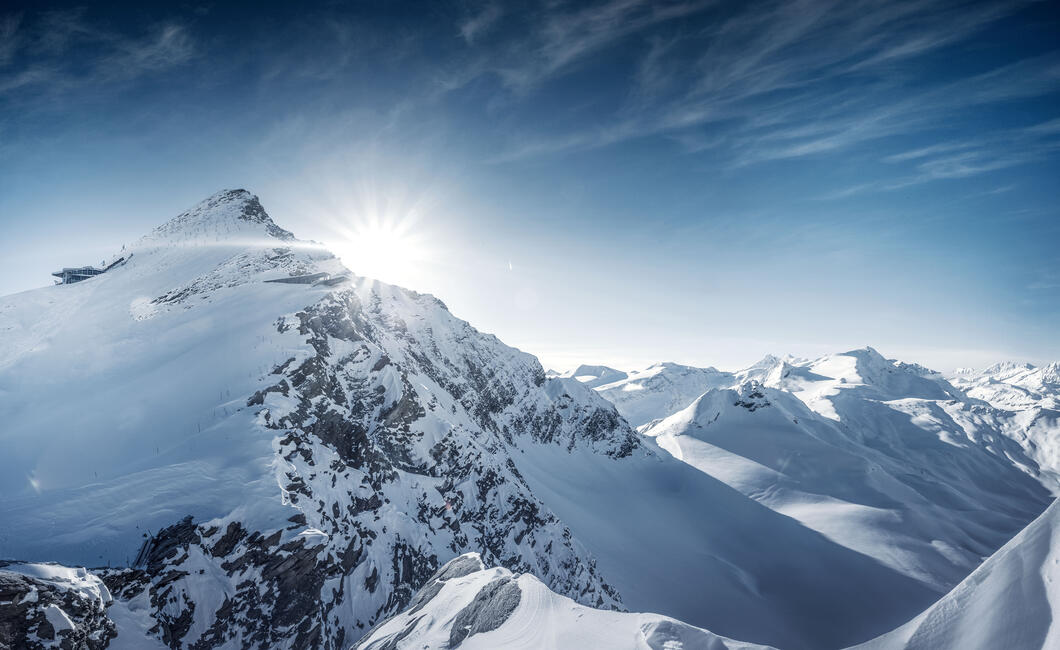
1;0;1058;373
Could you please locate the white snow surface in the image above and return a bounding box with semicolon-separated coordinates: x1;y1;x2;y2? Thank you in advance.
356;553;774;650
0;190;341;566
855;497;1060;650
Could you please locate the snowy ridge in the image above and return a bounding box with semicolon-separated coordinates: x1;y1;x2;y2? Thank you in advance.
355;553;775;650
855;498;1060;650
945;361;1060;506
949;361;1060;411
641;376;1050;592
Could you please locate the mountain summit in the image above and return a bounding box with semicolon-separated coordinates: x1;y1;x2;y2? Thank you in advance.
140;189;295;244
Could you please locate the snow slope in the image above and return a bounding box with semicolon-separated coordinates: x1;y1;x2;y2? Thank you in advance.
356;553;774;650
855;497;1060;650
0;190;346;567
511;432;936;649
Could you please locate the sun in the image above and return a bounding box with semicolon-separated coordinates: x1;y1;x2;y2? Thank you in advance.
332;218;428;288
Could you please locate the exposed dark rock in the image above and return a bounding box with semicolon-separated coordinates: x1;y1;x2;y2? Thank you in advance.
448;575;522;647
0;568;116;650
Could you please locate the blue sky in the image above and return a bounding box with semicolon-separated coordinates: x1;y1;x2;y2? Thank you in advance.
1;0;1058;371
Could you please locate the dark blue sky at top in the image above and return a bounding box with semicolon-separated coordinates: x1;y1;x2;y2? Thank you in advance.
1;0;1058;370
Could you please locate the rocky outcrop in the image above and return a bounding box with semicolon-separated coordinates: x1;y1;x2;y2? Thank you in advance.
0;563;116;650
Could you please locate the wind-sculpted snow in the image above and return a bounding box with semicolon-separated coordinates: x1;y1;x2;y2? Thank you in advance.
355;553;775;650
855;498;1060;650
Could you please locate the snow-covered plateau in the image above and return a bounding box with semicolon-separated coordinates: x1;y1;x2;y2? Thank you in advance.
1;189;1057;649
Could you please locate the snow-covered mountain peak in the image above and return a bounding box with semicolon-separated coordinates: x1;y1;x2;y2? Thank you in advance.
565;364;628;389
788;347;959;404
983;360;1036;376
590;362;736;428
1037;362;1060;386
138;189;296;246
749;353;782;368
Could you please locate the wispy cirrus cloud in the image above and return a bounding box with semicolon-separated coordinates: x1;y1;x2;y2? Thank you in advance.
459;3;502;44
449;0;716;93
0;13;22;66
0;8;196;108
816;116;1060;199
456;0;1057;186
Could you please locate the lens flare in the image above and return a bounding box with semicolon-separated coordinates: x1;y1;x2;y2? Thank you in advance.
331;216;429;288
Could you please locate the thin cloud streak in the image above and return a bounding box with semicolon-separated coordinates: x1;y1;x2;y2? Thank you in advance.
474;0;1055;188
0;8;196;108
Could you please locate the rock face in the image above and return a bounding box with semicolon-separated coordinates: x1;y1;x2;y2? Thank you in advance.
0;563;116;650
91;280;633;648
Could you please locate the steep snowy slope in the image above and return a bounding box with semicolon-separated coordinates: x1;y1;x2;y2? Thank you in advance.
0;190;948;650
624;348;1054;595
355;553;774;650
856;498;1060;650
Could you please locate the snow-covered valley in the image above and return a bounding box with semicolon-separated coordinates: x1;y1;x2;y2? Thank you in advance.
1;190;1058;650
